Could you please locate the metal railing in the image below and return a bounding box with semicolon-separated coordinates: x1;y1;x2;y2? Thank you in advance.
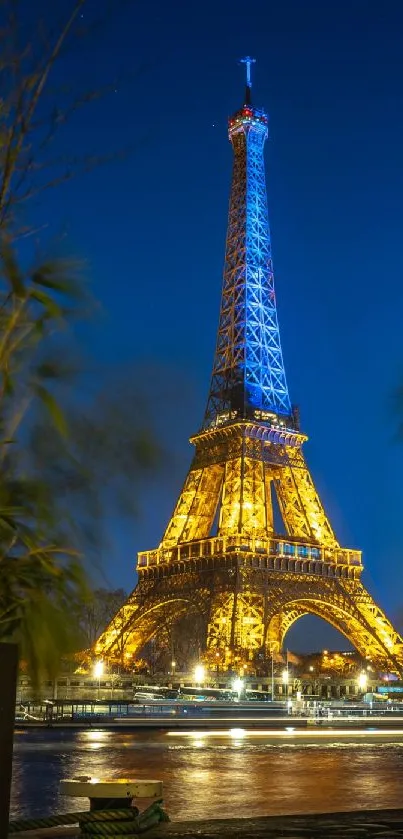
138;535;361;571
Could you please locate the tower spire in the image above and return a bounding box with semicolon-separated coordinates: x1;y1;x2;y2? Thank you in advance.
240;56;256;104
204;58;291;428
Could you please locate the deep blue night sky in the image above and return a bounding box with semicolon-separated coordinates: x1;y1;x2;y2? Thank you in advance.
26;0;403;650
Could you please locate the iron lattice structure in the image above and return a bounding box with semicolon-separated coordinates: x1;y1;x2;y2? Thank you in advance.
204;96;291;428
96;63;403;675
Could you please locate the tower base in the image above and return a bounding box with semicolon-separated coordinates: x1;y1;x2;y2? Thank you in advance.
95;537;403;675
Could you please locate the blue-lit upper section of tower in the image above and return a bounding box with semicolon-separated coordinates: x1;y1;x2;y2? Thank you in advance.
203;61;293;430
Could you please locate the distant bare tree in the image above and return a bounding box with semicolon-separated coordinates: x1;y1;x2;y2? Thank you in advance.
78;588;127;648
0;0;129;236
140;611;208;674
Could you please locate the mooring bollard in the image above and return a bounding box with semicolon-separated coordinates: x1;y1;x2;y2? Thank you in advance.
9;777;167;835
60;777;167;836
61;776;163;809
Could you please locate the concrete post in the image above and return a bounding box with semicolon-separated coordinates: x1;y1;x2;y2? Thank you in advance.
0;643;18;838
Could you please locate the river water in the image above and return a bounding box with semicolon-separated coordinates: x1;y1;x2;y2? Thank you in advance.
10;729;403;821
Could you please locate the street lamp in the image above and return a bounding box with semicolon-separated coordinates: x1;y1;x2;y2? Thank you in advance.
358;671;368;693
93;660;104;700
268;645;275;700
194;664;205;685
171;660;176;676
232;677;244;700
282;668;289;701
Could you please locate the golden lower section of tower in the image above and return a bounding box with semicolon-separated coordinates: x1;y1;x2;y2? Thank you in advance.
94;422;403;677
95;538;403;676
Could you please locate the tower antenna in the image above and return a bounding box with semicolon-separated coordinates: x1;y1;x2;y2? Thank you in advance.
240;56;256;104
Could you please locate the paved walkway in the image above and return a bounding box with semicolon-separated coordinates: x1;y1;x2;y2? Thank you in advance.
9;809;403;838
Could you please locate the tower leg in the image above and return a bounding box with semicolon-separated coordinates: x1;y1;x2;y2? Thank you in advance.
266;612;282;655
161;464;224;548
230;570;240;650
273;448;338;547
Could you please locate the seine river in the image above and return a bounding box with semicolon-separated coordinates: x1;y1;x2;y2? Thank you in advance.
10;729;403;821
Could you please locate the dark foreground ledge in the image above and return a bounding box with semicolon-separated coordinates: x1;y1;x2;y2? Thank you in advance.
9;809;403;838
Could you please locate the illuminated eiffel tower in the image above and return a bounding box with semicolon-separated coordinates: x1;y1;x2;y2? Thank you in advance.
96;60;403;674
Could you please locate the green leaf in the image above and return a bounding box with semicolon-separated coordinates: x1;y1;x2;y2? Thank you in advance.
33;385;68;437
2;368;14;395
30;289;63;319
0;239;25;297
31;262;82;296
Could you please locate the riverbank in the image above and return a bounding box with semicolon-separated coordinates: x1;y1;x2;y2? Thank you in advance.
9;808;403;838
14;714;403;731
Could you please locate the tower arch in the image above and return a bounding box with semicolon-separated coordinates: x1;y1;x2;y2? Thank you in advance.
266;594;402;669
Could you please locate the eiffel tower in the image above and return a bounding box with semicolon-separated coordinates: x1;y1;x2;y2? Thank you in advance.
96;60;403;675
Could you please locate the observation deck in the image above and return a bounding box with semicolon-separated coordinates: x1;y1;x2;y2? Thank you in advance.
228;104;268;134
137;535;362;580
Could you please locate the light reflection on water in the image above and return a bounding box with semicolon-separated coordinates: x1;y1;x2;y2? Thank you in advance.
10;729;403;821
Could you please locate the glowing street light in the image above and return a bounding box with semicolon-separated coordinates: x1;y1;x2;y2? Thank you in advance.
194;664;205;685
171;660;176;675
93;660;104;679
282;668;289;701
93;660;104;700
358;671;368;692
232;677;244;699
